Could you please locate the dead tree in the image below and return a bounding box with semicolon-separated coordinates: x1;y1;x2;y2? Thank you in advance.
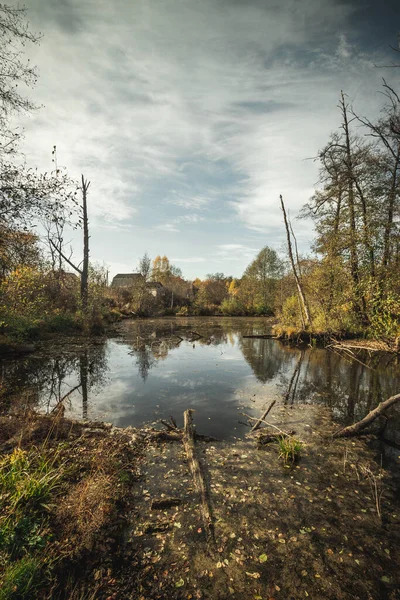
280;195;311;328
50;175;90;310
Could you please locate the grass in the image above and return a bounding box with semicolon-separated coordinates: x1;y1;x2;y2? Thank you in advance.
277;435;302;464
0;447;64;597
0;411;142;599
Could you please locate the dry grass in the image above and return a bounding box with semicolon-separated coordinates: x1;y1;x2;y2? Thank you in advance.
57;471;116;552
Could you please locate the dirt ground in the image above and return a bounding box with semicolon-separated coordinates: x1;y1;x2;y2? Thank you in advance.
0;404;399;600
120;404;400;600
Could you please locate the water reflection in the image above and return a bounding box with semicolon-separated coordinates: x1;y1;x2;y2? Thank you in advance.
1;318;399;442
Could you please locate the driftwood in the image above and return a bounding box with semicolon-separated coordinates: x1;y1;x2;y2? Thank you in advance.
158;417;218;442
151;497;181;510
183;409;215;546
250;400;276;432
332;393;400;438
242;412;295;437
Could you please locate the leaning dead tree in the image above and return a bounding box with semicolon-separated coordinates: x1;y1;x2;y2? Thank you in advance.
333;392;400;437
280;195;312;329
50;175;90;310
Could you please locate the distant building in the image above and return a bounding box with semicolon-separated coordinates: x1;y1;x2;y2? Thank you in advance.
111;273;144;288
111;273;165;298
146;281;165;297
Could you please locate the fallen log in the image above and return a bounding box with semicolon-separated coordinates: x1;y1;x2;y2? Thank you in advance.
183;409;215;547
243;334;276;339
332;393;400;438
250;399;276;432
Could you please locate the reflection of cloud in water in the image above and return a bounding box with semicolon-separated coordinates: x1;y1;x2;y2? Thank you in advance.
5;317;400;439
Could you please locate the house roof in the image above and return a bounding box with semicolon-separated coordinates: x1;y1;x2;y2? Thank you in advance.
113;273;143;279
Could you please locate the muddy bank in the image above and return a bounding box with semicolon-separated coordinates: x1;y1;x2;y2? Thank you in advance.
1;403;399;599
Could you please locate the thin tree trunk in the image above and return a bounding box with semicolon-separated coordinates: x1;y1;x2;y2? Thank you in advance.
280;195;311;328
340;92;365;319
80;175;90;311
382;147;400;270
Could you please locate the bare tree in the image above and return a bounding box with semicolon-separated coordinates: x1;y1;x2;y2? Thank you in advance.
280;195;311;329
50;175;90;310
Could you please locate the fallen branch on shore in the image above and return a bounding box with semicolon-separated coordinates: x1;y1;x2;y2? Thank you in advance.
183;409;215;548
332;393;400;438
254;430;296;445
241;412;294;437
250;400;276;432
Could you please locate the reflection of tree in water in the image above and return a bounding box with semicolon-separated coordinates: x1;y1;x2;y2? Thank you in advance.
1;343;109;418
135;346;155;382
277;346;400;423
239;338;295;383
126;322;231;381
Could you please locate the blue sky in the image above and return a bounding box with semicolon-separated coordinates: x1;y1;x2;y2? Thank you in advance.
19;0;400;279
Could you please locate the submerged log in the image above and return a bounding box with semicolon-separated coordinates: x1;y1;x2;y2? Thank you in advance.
332;393;400;438
183;409;215;546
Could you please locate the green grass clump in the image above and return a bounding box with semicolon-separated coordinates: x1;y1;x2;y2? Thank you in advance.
277;436;302;464
0;447;64;597
0;557;42;600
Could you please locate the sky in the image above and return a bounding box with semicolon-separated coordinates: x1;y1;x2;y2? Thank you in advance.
18;0;400;280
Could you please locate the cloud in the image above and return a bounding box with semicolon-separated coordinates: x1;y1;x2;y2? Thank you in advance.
18;0;396;278
171;257;206;263
154;223;180;233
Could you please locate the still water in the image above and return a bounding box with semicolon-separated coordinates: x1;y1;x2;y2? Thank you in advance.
2;318;400;440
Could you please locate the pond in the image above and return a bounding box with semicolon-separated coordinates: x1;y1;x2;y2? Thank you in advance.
1;317;400;445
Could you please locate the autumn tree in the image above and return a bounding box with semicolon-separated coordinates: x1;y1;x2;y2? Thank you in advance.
239;246;283;314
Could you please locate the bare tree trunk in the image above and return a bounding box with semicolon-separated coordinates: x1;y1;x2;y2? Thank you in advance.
49;174;90;310
80;175;90;311
339;92;366;320
280;195;311;328
382;147;400;270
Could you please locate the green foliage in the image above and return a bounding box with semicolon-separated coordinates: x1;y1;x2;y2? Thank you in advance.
0;448;64;597
0;557;42;600
277;436;302;464
368;288;400;339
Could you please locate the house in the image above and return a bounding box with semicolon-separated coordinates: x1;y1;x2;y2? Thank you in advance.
111;273;144;288
111;273;165;299
146;281;166;298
